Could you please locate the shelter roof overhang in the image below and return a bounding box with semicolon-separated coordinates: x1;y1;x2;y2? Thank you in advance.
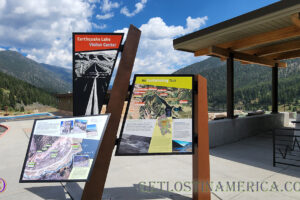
173;0;300;68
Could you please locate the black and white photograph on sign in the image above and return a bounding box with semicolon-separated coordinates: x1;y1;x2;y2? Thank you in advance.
19;114;110;182
73;50;118;116
74;50;117;78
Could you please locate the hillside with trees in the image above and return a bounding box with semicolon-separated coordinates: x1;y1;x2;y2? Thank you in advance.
0;50;71;93
174;57;300;112
0;70;57;112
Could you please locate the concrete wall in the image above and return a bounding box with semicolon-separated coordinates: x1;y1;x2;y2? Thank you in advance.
209;113;289;148
296;111;300;129
57;95;73;112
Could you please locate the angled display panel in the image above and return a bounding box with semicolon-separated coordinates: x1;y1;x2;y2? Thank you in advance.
116;74;194;155
73;33;123;116
20;114;110;182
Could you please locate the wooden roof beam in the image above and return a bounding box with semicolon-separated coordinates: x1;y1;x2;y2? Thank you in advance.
242;39;300;57
218;25;300;50
195;48;210;56
194;25;300;56
265;49;300;60
193;48;210;57
291;13;300;28
208;46;287;68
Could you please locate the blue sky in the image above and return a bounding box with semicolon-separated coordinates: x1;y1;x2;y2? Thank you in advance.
93;0;279;32
0;0;279;75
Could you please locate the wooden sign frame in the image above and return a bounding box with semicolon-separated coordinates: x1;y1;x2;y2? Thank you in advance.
193;75;211;200
80;25;210;199
81;25;141;200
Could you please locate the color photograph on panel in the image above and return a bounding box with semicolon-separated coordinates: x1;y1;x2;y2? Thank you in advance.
19;114;110;182
116;75;194;155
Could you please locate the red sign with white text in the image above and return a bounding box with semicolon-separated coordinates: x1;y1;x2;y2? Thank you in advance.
74;34;122;52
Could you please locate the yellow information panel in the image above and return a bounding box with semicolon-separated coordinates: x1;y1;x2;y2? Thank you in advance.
116;75;194;155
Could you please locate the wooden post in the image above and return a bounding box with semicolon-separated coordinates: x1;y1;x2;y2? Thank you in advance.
4;106;8;116
193;75;211;200
227;53;234;118
272;63;278;113
81;25;141;200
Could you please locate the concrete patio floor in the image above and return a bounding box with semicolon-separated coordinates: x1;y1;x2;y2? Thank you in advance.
0;120;299;200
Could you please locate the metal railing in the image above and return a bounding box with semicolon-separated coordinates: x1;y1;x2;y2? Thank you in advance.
273;128;300;167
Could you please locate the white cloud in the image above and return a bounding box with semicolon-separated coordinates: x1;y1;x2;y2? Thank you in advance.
0;0;6;11
115;16;208;76
0;0;93;68
0;0;208;77
0;47;6;51
96;13;114;20
92;23;107;29
9;47;18;52
88;0;100;3
186;16;208;33
121;0;147;17
100;0;119;13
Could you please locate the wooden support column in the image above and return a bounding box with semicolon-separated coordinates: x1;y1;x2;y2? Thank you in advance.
81;25;141;200
227;53;234;118
193;75;210;200
272;63;279;113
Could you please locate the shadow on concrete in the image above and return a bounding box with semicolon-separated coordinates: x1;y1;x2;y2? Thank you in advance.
209;132;300;179
64;182;83;200
102;184;191;200
64;182;191;200
25;185;71;200
50;111;73;117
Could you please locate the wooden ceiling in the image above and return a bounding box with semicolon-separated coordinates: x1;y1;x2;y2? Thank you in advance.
173;1;300;68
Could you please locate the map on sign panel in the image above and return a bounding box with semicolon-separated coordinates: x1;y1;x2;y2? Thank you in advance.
20;114;110;182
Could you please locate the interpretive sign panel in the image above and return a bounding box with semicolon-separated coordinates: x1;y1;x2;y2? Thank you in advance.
20;114;110;182
73;33;123;116
116;75;194;155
